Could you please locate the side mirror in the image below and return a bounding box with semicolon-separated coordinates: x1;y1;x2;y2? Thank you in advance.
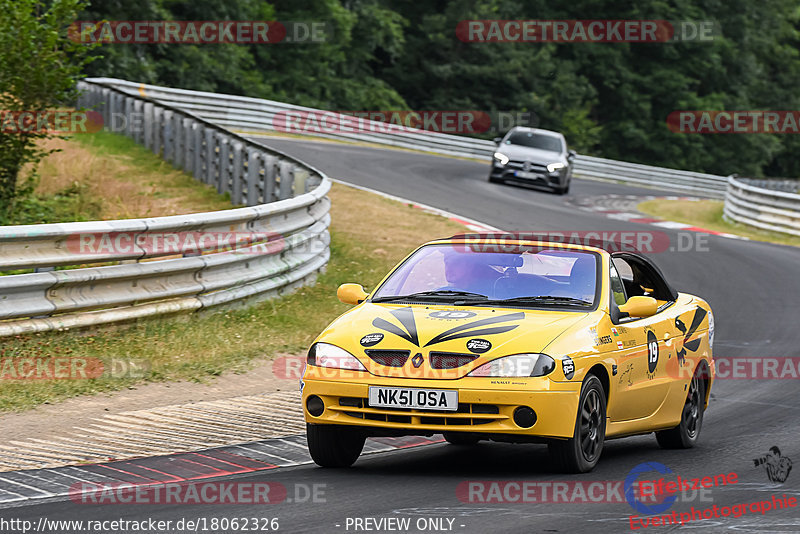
619;296;659;318
568;149;577;160
337;283;368;305
493;137;502;144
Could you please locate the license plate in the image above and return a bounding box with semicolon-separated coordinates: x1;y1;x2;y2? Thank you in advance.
368;386;458;411
515;170;541;179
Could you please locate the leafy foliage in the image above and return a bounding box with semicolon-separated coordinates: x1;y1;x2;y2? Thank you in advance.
0;0;98;218
67;0;800;177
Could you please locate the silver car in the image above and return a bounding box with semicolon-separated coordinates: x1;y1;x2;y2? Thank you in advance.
489;127;576;195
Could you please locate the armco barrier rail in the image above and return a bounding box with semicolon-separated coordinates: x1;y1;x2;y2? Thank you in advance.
0;80;331;337
724;176;800;237
85;78;730;198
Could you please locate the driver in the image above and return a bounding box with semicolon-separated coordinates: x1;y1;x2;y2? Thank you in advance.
441;252;500;296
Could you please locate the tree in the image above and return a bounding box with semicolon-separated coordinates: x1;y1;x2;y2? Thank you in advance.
0;0;97;217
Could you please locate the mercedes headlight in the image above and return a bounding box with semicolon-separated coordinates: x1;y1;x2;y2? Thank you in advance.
493;152;509;166
467;353;555;377
547;162;566;173
307;343;367;371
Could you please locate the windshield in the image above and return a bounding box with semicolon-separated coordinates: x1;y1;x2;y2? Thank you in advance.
504;132;564;152
372;243;599;307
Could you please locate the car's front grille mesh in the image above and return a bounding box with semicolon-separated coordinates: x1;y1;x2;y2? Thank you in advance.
507;160;548;171
428;352;479;369
365;350;410;367
338;398;501;426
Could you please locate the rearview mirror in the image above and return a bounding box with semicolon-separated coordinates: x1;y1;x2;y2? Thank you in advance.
619;296;658;318
337;283;368;305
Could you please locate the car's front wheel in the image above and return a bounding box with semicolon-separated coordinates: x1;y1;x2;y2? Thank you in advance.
548;375;606;473
306;423;366;467
655;374;705;449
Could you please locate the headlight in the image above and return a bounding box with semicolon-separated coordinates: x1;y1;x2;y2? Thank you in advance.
467;353;555;377
307;343;367;371
493;152;509;165
547;162;566;173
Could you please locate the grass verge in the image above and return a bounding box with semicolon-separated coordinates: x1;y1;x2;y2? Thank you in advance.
638;199;800;248
0;183;465;412
7;132;233;226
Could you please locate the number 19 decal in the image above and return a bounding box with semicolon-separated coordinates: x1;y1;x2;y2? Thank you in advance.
646;330;659;373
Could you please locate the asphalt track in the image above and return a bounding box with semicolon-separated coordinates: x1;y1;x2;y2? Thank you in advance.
5;138;800;533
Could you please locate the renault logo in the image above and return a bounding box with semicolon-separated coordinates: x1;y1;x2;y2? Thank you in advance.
411;353;424;367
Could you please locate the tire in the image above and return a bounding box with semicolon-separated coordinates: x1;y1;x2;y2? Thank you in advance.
488;174;502;183
306;423;366;467
548;375;606;473
443;432;480;446
655;373;705;449
554;181;570;195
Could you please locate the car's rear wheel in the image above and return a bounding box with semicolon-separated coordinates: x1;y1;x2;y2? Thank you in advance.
443;432;480;446
655;374;705;449
548;375;606;473
306;423;366;467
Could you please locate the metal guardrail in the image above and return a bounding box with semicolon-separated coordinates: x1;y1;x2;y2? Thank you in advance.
723;176;800;237
86;78;730;198
0;81;331;337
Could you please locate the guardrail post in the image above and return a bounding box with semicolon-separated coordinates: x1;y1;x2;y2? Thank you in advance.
263;154;277;203
218;136;230;195
163;110;174;162
205;129;217;185
231;142;244;205
246;149;261;206
143;102;153;150
123;97;134;138
278;161;294;200
152;106;163;155
172;112;184;168
192;124;204;182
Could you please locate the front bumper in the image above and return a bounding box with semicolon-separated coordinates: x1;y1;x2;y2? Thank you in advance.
490;164;565;187
301;373;582;439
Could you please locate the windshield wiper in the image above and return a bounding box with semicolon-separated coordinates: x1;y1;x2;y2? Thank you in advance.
372;290;489;303
466;295;592;307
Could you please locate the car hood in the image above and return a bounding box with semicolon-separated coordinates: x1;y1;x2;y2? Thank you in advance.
316;303;588;378
496;144;565;163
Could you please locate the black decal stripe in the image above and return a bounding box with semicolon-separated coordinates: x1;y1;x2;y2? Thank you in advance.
372;317;417;345
390;307;419;347
424;312;525;347
686;307;707;338
425;324;520;347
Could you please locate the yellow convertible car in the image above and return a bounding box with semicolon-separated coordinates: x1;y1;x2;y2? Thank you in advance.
302;235;715;472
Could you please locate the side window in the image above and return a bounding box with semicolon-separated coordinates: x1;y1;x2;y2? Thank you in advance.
609;260;627;306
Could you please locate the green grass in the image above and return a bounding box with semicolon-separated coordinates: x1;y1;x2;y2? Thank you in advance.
638;199;800;248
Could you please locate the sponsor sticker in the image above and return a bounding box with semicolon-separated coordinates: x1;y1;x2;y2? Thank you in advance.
360;333;384;347
466;339;492;354
562;357;575;379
